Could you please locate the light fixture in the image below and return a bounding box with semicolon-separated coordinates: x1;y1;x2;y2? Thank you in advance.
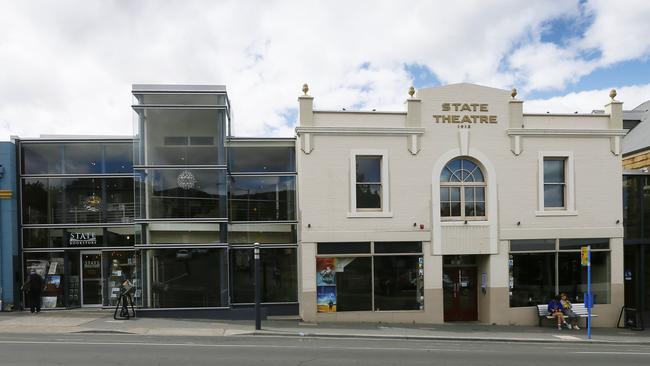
177;170;197;190
517;221;521;226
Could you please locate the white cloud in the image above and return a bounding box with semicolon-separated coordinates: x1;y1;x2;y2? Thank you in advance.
0;0;648;140
524;83;650;113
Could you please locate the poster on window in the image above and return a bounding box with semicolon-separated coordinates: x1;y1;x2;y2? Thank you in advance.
317;286;337;312
316;257;336;286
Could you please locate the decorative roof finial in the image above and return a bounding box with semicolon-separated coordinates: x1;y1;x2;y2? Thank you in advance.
302;83;309;96
609;89;617;101
511;88;518;99
408;86;415;98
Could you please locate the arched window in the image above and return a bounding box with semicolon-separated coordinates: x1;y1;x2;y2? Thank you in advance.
440;158;486;219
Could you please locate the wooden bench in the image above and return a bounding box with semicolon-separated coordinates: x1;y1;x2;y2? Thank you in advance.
536;304;597;327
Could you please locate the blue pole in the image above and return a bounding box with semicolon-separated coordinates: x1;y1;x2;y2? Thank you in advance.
587;245;591;340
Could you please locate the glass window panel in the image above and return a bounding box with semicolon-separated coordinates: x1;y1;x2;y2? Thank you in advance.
544;184;565;208
21;143;62;174
440;167;452;182
446;159;461;175
143;109;226;166
149;169;227;219
24;253;66;308
134;93;227;106
229;176;296;221
440;202;450;217
228;223;296;244
22;228;64;248
356;184;381;209
464;187;474;202
475;202;485;217
465;202;475;216
230;247;301;304
146;248;228;308
450;187;460;201
472;167;484;182
623;175;642;239
104;143;134;173
559;238;610;250
317;242;371;254
374;242;422;254
63;143;103;174
105;226;136;246
450;202;461;216
105;178;136;223
103;251;140;307
149;228;221;245
22;178;56;224
373;256;423;310
229;147;296;173
558;252;610;304
317;257;372;312
509;253;555;307
462;159;477;174
544;159;565;183
510;239;556;252
356;156;381;182
476;187;485;201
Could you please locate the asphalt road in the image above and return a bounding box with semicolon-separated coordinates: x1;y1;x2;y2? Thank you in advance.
1;333;649;366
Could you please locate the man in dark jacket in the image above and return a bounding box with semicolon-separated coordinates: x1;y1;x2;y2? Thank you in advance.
23;270;44;313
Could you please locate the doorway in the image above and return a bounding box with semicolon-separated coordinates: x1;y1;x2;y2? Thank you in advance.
81;251;102;306
443;256;478;321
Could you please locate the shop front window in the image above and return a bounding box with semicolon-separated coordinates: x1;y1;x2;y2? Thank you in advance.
24;253;66;308
315;242;424;313
21;142;134;175
230;248;298;303
104;251;140;307
144;248;228;308
509;238;611;307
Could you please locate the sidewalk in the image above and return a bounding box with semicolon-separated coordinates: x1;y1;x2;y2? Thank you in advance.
0;309;648;344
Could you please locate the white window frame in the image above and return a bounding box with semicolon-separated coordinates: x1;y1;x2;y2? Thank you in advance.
348;149;391;218
439;158;487;221
537;151;577;216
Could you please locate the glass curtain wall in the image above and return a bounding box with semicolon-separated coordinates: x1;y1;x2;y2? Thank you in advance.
20;140;136;309
132;86;230;309
227;142;298;306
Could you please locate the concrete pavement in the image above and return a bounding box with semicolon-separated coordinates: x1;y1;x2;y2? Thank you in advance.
0;309;648;344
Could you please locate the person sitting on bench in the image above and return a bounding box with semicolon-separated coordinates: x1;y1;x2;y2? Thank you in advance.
548;295;569;330
560;292;580;330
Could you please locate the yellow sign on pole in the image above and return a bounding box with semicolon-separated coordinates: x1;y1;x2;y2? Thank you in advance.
581;246;590;266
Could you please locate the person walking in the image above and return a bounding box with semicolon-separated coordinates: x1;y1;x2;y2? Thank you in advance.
22;270;44;314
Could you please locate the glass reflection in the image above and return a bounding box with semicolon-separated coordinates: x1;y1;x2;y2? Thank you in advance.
229;176;295;221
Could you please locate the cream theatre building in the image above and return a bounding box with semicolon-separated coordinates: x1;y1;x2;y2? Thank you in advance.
296;83;625;325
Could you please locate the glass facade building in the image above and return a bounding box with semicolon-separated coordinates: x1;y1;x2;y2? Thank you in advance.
15;85;299;314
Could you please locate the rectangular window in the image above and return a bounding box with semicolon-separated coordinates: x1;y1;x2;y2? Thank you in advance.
316;242;424;312
509;238;611;307
543;158;566;208
229;176;296;221
228;223;296;245
230;248;298;304
356;156;382;209
229;146;295;173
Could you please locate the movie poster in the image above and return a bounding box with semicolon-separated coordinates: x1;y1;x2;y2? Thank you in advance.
316;257;336;286
316;285;336;313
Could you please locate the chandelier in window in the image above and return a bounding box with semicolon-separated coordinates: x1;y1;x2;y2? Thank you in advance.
177;170;197;190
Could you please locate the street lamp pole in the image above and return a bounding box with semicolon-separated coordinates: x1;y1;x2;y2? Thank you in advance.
254;242;261;330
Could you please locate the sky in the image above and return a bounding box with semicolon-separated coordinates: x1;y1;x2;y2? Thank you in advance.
1;0;650;140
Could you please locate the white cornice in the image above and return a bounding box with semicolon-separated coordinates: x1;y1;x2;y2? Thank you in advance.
295;126;425;136
507;129;627;137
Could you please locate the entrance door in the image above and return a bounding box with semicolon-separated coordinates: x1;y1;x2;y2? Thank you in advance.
81;252;102;306
443;267;478;321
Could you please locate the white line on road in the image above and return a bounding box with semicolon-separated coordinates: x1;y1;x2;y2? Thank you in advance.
574;351;650;355
0;340;493;353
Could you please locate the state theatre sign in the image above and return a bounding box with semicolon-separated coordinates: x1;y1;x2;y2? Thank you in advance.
433;103;498;124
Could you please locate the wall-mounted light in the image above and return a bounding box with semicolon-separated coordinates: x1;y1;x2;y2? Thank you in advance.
516;221;521;226
307;223;311;228
616;219;620;224
413;223;417;227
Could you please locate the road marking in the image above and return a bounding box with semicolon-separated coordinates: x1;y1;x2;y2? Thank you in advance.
574;351;650;355
0;340;500;353
553;335;580;340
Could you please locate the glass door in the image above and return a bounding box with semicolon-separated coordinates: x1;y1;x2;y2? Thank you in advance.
81;251;103;306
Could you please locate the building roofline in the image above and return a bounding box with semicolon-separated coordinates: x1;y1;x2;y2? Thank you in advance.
132;84;227;93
